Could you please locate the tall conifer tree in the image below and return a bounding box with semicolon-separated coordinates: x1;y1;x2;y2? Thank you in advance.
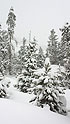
47;29;58;64
6;7;16;75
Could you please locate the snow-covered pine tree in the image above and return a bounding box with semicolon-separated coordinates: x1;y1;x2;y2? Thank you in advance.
46;29;59;65
0;26;11;97
29;61;67;115
59;23;70;65
61;58;70;89
17;38;38;93
17;37;27;73
0;25;10;75
6;7;16;75
57;42;62;65
10;53;18;75
0;25;5;75
59;23;70;88
37;46;45;68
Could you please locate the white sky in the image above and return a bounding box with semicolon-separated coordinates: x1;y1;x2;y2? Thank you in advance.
0;0;70;48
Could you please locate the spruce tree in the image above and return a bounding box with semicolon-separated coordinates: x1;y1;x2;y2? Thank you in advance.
37;47;45;68
17;39;38;92
29;62;67;115
59;23;70;65
59;23;70;88
0;25;9;75
18;37;27;73
47;29;59;65
6;7;16;75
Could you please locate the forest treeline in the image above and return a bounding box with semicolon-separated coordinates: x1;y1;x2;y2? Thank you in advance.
0;7;70;115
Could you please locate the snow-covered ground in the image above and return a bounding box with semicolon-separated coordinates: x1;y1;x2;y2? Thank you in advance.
0;97;70;124
0;76;70;124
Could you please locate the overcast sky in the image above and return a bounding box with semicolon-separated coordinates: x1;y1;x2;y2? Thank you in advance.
0;0;70;48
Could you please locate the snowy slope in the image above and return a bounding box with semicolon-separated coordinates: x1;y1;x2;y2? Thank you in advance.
0;75;70;124
0;95;70;124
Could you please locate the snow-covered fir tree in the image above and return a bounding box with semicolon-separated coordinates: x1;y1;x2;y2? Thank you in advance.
61;58;70;89
29;60;67;115
18;37;27;73
46;29;59;65
6;7;16;75
10;53;18;75
59;23;70;88
59;23;70;65
0;25;5;75
37;46;45;68
17;39;38;92
0;25;10;75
